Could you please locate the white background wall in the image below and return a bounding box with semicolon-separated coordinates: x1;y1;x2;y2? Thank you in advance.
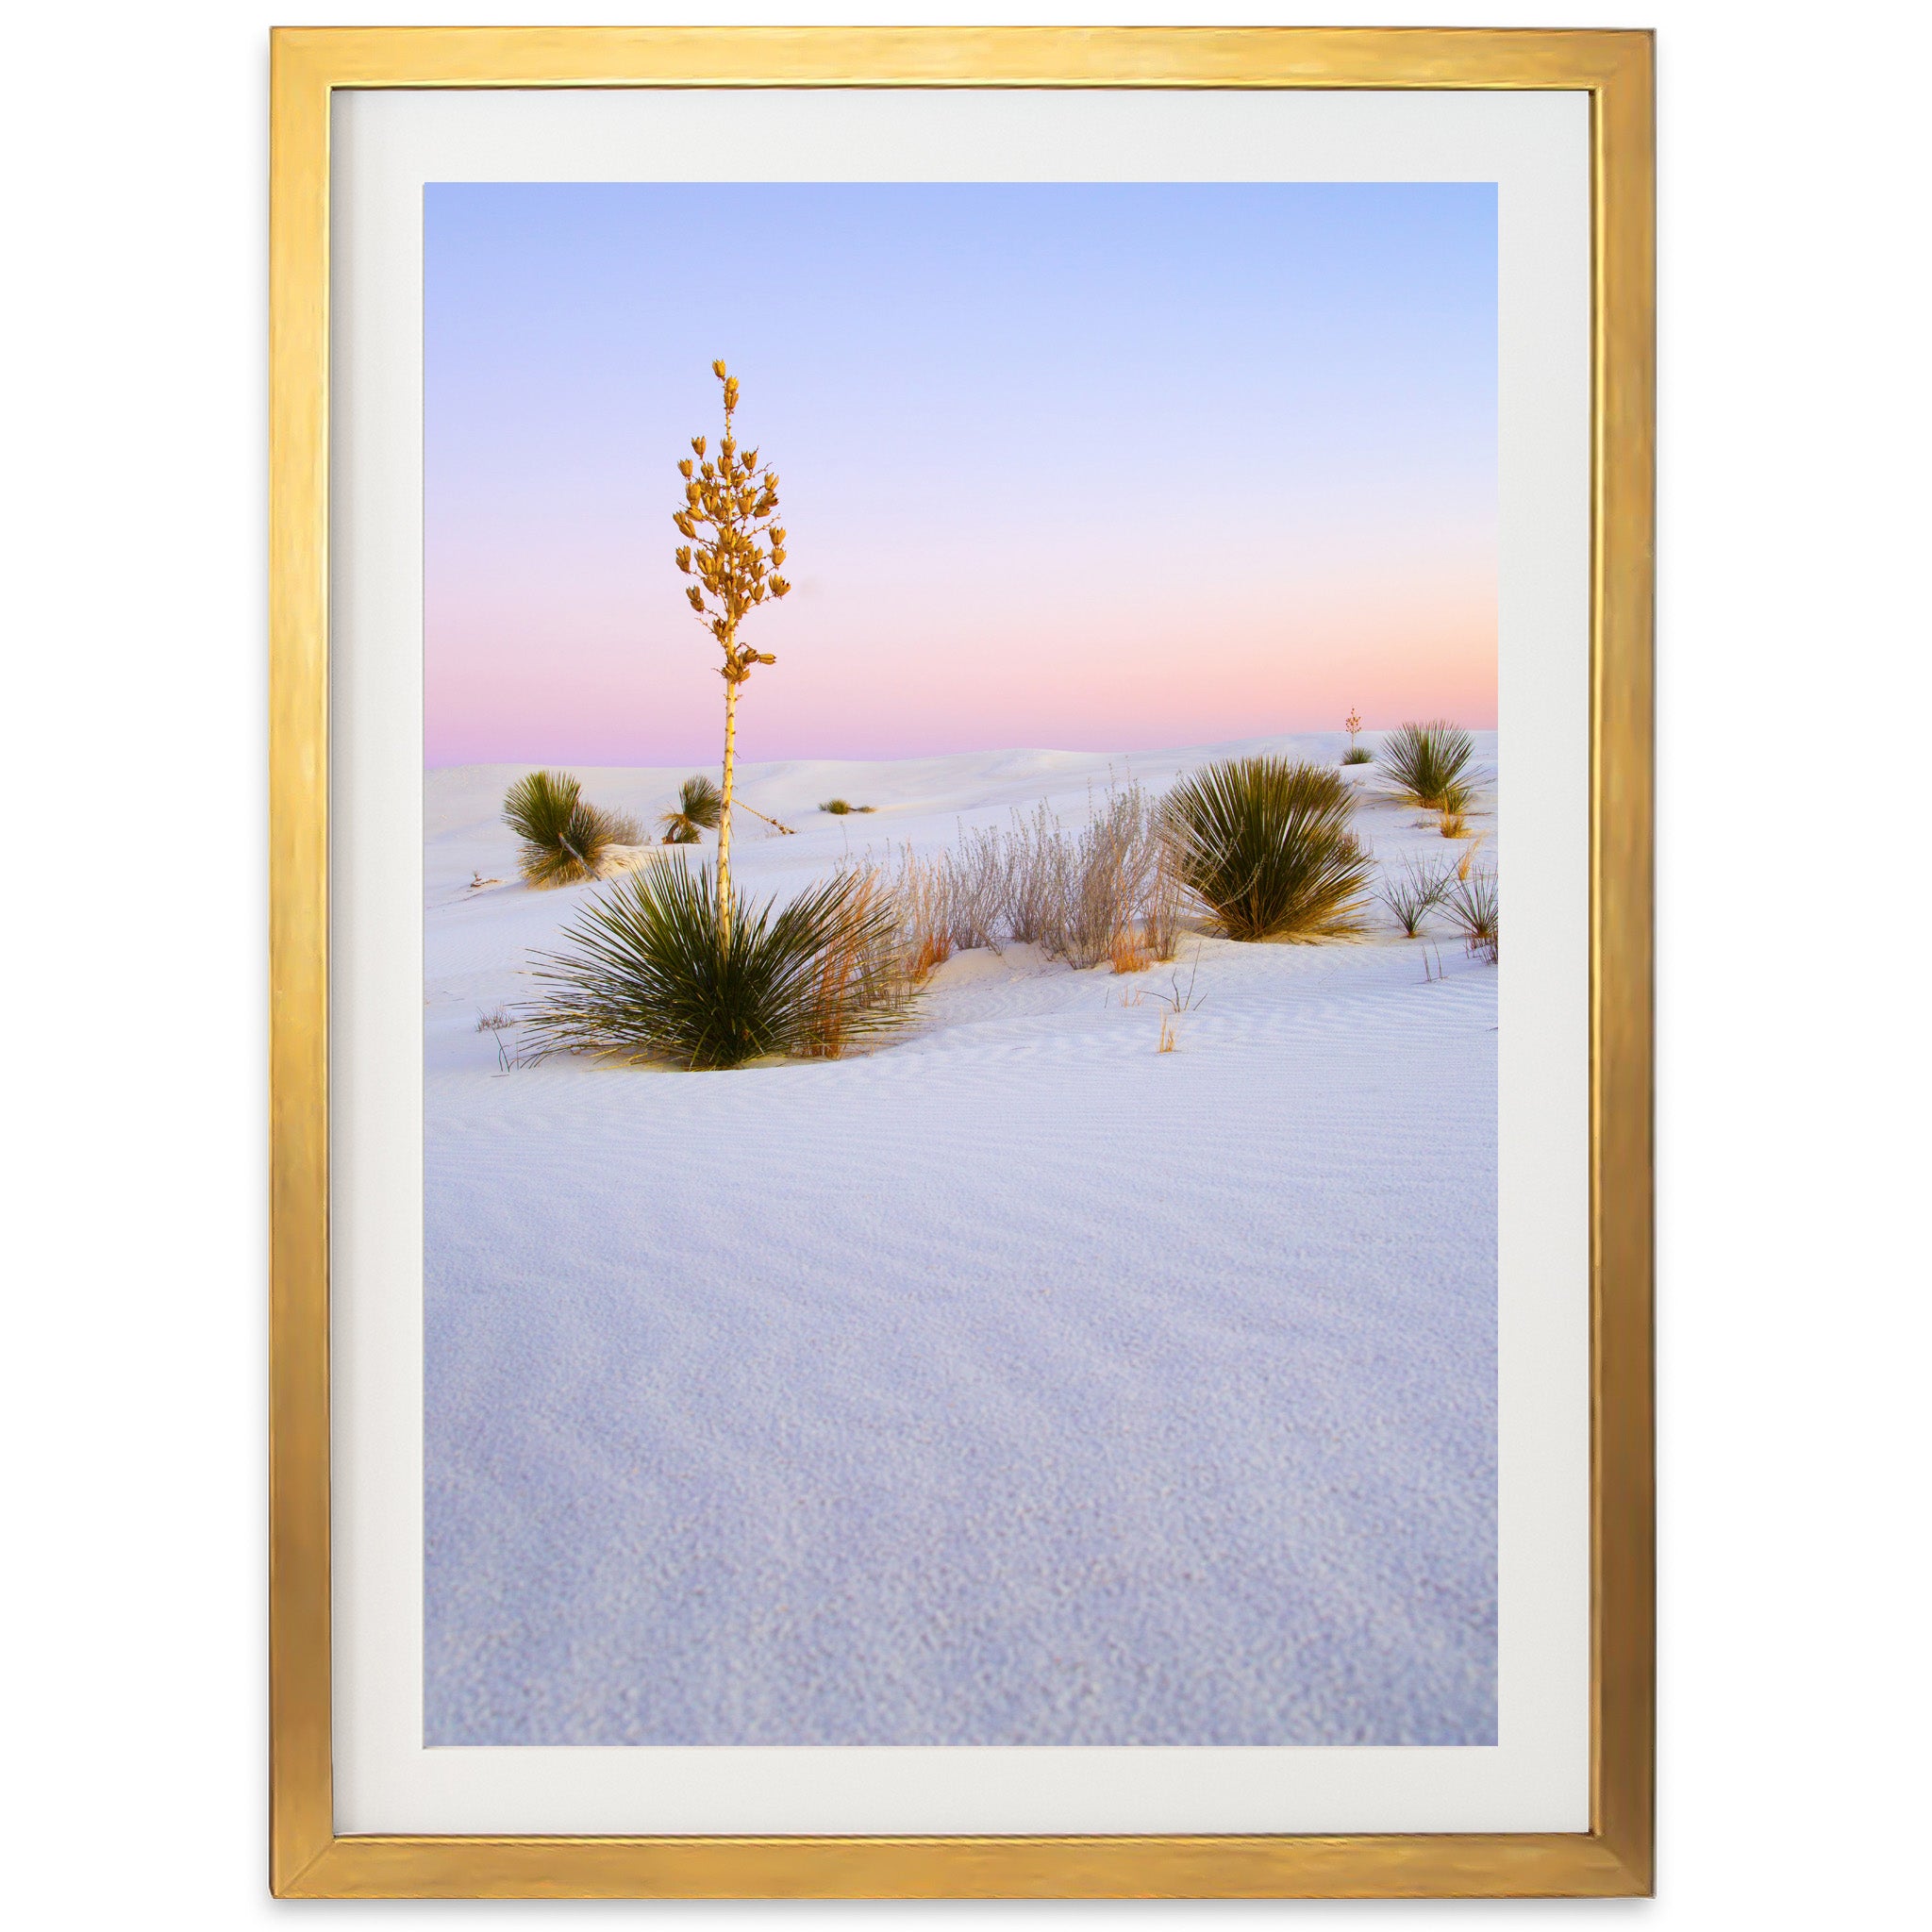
4;2;1924;1924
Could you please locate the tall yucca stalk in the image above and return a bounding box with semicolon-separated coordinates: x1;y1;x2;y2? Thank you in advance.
672;360;791;942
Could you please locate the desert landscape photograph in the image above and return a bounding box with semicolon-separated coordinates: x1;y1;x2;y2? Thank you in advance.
422;180;1500;1747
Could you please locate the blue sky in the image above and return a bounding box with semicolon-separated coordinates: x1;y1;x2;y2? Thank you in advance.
425;181;1496;764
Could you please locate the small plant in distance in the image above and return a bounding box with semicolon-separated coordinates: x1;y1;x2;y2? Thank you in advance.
819;798;876;815
1443;869;1500;964
1342;708;1373;764
519;858;909;1071
1152;956;1205;1052
1381;720;1477;810
672;359;791;939
659;774;724;845
1377;855;1453;937
1161;756;1374;942
503;769;622;889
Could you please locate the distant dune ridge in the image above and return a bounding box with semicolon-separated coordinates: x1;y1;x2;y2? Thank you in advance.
424;733;1499;1745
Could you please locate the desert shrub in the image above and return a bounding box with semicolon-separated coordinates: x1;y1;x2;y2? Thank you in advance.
1161;757;1374;942
1442;869;1500;963
1380;721;1478;810
519;858;908;1070
821;797;853;814
885;781;1174;973
1144;840;1184;961
942;824;1008;952
1377;855;1452;937
1002;801;1073;947
503;769;620;889
602;810;644;846
658;774;724;844
1342;744;1374;765
1052;784;1157;968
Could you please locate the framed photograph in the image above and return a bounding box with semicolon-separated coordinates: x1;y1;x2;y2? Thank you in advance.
270;25;1653;1899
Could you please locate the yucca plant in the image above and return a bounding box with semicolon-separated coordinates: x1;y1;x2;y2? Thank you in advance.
1161;757;1374;941
1341;708;1372;762
659;774;724;844
1377;854;1454;937
519;859;909;1071
1442;868;1500;963
503;769;618;889
1380;721;1478;810
672;360;792;940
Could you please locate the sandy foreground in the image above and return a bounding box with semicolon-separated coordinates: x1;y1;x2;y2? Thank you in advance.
424;733;1498;1745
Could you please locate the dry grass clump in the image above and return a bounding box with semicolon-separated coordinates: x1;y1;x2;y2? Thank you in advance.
798;869;908;1058
1377;855;1453;937
1381;721;1479;811
1161;757;1374;942
519;858;910;1070
818;797;876;815
881;779;1182;975
503;770;630;889
893;850;957;982
1442;869;1500;964
658;774;723;845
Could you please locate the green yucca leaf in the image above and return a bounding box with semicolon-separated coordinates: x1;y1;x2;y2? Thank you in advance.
1162;756;1374;942
518;859;908;1071
502;769;617;890
1379;721;1479;810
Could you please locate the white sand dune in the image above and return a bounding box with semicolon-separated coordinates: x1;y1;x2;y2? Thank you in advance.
424;733;1498;1745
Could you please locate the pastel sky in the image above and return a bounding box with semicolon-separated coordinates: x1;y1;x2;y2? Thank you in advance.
425;182;1496;767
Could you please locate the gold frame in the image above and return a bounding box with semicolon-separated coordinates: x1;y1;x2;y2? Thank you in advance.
270;25;1653;1900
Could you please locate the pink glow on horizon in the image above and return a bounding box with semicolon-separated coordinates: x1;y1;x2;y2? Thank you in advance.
425;573;1495;766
